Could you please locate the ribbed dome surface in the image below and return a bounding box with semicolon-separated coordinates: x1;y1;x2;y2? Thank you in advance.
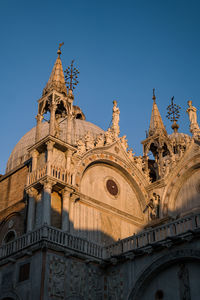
168;132;191;143
6;119;104;173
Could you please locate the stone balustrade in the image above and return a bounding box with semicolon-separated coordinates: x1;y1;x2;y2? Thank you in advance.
0;213;200;261
0;225;103;260
27;164;73;186
104;213;200;257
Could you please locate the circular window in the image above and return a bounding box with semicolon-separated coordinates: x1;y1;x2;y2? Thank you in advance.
106;179;119;196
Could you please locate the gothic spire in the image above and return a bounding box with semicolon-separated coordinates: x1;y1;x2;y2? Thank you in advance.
43;43;67;96
149;89;167;136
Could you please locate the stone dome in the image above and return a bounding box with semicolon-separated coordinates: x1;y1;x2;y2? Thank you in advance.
168;132;191;143
6;118;104;173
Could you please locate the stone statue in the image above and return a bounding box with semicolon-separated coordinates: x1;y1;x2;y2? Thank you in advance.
187;101;198;124
54;114;61;138
85;131;94;151
127;148;135;160
111;100;120;138
120;135;128;151
105;128;114;145
95;133;105;147
77;138;86;155
148;193;160;220
187;100;199;134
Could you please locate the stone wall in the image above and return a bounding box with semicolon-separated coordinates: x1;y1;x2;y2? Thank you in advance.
0;166;28;211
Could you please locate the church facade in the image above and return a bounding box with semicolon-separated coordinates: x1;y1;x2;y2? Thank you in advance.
0;47;200;300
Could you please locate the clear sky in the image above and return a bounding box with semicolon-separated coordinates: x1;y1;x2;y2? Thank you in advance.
0;0;200;174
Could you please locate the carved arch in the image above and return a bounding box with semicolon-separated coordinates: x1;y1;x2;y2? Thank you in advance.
0;291;21;300
162;155;200;216
128;249;200;300
75;152;147;211
0;212;24;245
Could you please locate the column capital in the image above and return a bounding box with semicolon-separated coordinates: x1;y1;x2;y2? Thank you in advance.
62;186;74;197
36;114;44;122
50;102;57;111
65;148;73;158
30;149;39;158
46;140;55;151
40;178;56;191
26;187;38;198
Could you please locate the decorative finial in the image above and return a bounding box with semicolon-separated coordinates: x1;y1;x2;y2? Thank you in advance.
57;42;64;55
64;60;79;91
152;88;156;102
166;96;181;132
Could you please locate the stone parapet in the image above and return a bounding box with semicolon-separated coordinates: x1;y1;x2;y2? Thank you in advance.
0;212;200;263
26;163;74;187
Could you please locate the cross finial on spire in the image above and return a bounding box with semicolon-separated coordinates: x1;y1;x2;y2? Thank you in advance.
64;60;79;91
57;42;64;55
152;88;156;102
166;96;181;132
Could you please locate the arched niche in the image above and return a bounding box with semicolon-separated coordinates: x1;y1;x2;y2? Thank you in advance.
76;160;146;243
80;161;144;219
128;249;200;300
3;230;16;244
0;213;24;245
175;168;200;214
167;165;200;215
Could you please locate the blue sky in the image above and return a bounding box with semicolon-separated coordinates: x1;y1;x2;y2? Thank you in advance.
0;0;200;174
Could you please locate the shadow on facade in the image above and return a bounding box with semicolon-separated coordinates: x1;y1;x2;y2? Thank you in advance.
0;199;200;300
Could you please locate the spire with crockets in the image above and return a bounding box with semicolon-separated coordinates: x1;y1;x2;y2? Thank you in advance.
148;89;167;136
43;42;67;96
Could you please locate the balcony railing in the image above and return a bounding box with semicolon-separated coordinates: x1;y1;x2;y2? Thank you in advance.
0;225;103;260
0;213;200;261
27;164;73;186
105;213;200;257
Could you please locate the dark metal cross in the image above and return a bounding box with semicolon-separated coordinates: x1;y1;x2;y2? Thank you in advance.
64;60;79;91
166;96;181;123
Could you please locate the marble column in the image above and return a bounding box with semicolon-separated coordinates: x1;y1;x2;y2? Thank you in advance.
35;193;42;228
35;114;44;143
69;196;75;234
42;179;54;225
66;114;73;144
46;140;55;176
65;149;72;171
26;187;37;232
49;101;56;136
62;187;73;231
31;149;39;171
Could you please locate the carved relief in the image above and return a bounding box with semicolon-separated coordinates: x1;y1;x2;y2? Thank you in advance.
95;133;105;147
106;268;123;300
49;257;65;299
77;138;86;155
85;131;94;151
178;263;191;300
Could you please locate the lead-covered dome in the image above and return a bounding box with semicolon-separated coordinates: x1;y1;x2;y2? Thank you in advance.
6;119;104;173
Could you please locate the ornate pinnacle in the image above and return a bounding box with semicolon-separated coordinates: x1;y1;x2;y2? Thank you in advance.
64;60;79;91
166;96;181;132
